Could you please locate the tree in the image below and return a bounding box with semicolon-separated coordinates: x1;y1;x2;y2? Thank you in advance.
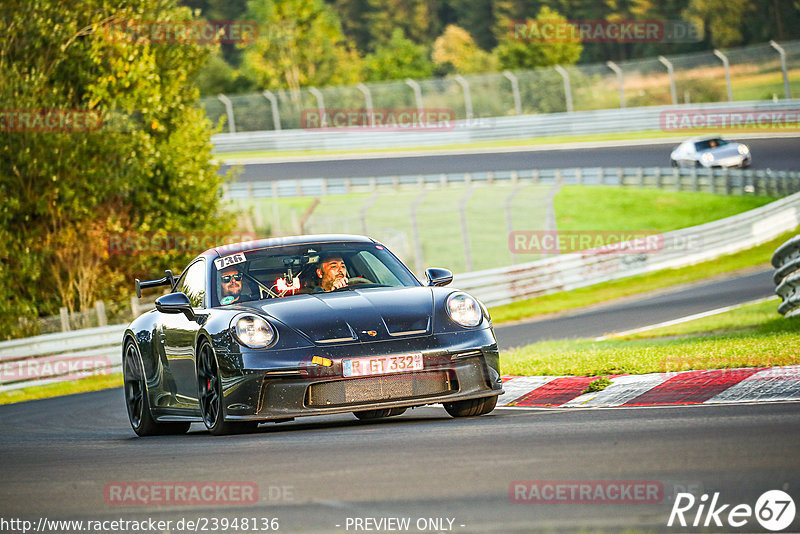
364;0;440;49
362;29;435;81
433;25;498;74
334;0;375;53
493;7;583;70
448;0;498;51
683;0;751;47
0;0;232;337
242;0;362;93
192;51;257;97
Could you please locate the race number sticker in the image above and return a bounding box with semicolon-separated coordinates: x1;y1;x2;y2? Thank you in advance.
214;253;246;270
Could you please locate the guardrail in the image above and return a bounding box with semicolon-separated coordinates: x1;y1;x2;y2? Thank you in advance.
0;325;125;393
455;191;800;307
772;234;800;316
2;191;798;391
212;100;800;153
223;166;800;200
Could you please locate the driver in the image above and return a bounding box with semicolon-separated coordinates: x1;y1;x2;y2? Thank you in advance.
316;254;349;292
219;266;243;304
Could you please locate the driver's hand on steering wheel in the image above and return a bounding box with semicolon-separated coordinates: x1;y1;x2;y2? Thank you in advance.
331;277;348;290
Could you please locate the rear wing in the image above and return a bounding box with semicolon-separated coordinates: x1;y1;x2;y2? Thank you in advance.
135;270;175;298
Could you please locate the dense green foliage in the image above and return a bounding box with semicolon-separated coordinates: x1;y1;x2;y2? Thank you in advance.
0;0;233;338
186;0;799;94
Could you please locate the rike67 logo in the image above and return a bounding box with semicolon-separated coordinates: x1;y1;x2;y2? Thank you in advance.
668;490;796;531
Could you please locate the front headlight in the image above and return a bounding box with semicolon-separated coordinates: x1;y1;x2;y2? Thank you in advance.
446;292;482;327
231;315;276;348
701;152;714;164
737;144;749;155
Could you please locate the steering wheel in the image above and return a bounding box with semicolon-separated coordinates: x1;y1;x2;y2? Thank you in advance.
347;277;372;285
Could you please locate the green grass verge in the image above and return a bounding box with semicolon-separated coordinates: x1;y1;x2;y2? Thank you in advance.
489;229;794;324
0;373;123;405
501;298;799;377
555;186;776;232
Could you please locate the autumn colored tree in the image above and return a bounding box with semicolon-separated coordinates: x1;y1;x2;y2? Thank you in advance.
363;29;435;81
0;0;232;337
433;25;498;74
493;7;583;70
242;0;362;93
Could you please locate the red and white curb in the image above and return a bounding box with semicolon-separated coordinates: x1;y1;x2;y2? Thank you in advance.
498;366;800;408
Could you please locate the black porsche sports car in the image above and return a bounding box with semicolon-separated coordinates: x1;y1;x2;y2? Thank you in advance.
123;234;502;436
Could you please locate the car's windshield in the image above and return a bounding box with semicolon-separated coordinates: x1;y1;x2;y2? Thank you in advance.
211;241;420;306
694;138;728;151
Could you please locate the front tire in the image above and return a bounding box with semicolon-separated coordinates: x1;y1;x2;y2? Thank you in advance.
197;341;257;436
123;340;190;436
443;395;498;418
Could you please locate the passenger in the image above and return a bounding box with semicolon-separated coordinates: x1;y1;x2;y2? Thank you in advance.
219;267;243;304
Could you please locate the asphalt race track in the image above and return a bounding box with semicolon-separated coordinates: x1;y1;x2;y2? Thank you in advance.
495;268;776;350
1;268;798;533
1;392;798;532
2;140;797;532
221;137;800;181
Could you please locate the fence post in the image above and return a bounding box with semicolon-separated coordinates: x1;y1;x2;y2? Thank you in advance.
770;41;792;99
262;90;281;131
360;191;379;235
658;56;677;105
95;300;107;327
60;307;70;332
130;296;141;320
554;65;573;112
405;79;424;118
606;61;625;108
505;184;524;264
713;50;734;102
356;83;375;126
272;182;281;235
459;186;476;272
308;87;326;127
410;190;428;275
453;75;473;120
503;71;522;115
217;94;236;133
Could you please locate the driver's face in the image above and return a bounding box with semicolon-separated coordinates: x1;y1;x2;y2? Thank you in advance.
220;268;242;297
317;257;347;291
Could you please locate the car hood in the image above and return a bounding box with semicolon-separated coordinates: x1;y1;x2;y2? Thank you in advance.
243;287;434;344
705;144;744;159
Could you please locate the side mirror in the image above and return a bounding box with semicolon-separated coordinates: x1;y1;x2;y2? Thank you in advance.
155;293;195;321
425;268;453;287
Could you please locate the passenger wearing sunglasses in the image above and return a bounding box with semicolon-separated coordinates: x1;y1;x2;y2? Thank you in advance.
219;267;243;305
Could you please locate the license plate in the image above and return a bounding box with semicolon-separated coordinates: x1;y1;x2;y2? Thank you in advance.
342;353;423;378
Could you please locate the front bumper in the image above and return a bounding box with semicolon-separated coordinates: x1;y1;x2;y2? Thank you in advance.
218;330;502;421
704;154;750;168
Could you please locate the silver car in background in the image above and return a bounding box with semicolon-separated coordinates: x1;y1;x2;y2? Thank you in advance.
670;136;751;168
